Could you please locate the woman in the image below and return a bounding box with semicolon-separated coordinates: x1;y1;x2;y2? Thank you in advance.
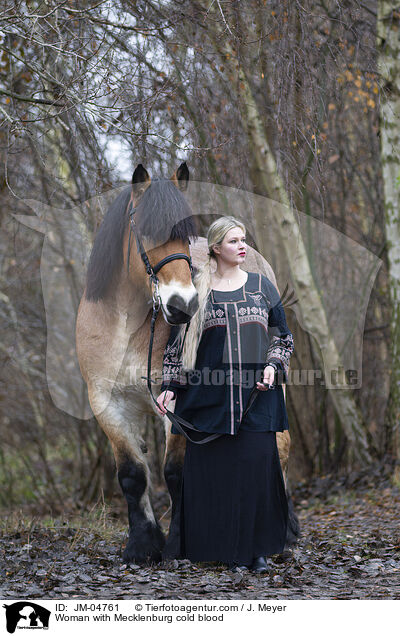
156;216;294;573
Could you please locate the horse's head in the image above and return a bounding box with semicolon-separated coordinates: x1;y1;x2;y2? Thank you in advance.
126;163;199;324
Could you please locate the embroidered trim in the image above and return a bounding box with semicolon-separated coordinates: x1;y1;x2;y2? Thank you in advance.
204;315;268;330
234;303;243;422
224;302;235;434
248;290;271;309
204;317;227;329
204;307;226;320
162;338;184;384
265;333;294;379
204;297;270;331
238;305;268;317
238;314;268;329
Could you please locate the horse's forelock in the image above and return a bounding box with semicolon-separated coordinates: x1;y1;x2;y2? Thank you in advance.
134;178;197;244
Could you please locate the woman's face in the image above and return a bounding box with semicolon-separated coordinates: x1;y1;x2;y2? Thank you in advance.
212;226;247;265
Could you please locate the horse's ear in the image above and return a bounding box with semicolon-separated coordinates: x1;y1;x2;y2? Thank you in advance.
171;162;189;191
132;164;150;185
131;164;151;199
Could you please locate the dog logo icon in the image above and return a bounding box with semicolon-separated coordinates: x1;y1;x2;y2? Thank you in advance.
3;602;50;633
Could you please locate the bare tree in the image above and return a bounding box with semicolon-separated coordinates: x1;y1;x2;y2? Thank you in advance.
0;0;396;512
377;0;400;479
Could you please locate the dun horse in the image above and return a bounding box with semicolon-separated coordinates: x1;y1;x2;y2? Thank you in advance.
76;163;298;564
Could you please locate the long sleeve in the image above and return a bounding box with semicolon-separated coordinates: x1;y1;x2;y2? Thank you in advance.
160;325;187;395
262;276;294;383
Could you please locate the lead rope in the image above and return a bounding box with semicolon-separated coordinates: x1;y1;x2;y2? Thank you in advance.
146;300;223;445
145;291;260;443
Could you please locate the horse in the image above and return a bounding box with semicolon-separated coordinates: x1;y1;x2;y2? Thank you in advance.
76;163;298;564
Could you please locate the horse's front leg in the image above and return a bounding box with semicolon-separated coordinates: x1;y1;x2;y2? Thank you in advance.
88;387;165;564
162;422;186;561
117;453;165;564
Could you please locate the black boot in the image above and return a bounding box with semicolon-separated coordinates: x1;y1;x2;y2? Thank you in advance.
250;556;269;573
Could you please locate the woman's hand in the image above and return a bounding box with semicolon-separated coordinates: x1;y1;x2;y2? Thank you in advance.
156;390;175;415
256;365;275;391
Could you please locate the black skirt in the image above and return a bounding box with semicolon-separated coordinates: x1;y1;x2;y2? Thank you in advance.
179;428;288;567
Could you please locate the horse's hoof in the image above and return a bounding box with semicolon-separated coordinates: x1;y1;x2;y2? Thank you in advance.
122;544;162;565
122;528;165;565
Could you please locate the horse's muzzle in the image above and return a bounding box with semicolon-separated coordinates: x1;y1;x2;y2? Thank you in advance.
165;293;199;324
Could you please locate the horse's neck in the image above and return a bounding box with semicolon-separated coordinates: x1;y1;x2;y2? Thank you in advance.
105;270;151;327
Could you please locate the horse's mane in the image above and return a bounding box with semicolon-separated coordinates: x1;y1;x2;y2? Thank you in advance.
85;180;197;301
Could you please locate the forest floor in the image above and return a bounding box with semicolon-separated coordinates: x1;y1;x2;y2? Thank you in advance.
1;471;400;600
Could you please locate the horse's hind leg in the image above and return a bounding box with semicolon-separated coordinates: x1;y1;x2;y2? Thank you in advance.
277;431;300;551
88;388;165;564
162;428;186;560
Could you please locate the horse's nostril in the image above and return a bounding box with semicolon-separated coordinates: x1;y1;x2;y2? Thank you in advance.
166;305;188;317
165;305;191;324
166;294;185;314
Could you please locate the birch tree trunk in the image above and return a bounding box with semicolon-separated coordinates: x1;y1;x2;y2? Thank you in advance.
377;1;400;479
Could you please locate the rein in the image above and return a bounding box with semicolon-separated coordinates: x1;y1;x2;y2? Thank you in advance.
147;302;223;445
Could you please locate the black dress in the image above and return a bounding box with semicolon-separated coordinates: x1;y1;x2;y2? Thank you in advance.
181;429;288;566
161;272;294;566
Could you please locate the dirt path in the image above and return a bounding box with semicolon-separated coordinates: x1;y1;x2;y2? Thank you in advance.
1;483;399;600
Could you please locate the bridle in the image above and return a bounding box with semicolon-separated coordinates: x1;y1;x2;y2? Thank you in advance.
126;195;193;310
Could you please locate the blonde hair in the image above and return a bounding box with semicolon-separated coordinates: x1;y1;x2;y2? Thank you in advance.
179;216;246;370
